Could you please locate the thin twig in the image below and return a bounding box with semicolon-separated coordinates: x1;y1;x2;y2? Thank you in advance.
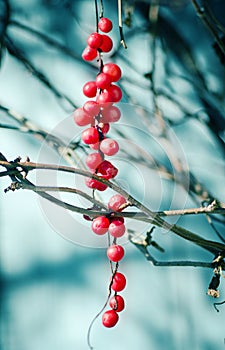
159;201;225;216
6;182;107;210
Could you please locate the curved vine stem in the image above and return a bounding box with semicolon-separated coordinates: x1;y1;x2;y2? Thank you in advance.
87;262;119;349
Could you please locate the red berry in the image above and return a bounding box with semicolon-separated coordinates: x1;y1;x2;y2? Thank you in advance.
85;178;107;191
102;310;119;328
102;106;121;123
97;90;114;105
83;101;100;117
100;138;119;156
82;46;97;61
97;160;118;179
111;272;126;292
108;194;126;211
98;122;110;135
107;85;122;102
98;18;113;33
108;219;126;238
73;108;93;126
82;127;99;144
100;35;113;53
87;32;103;49
96;73;112;90
91;216;110;235
112;216;124;224
103;63;121;82
107;244;125;262
86;152;103;170
83;81;97;98
109;295;125;312
89;142;101;150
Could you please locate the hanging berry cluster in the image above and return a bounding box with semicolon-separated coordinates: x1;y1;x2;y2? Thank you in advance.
73;16;127;332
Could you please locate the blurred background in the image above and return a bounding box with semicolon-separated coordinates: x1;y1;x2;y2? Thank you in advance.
0;0;225;349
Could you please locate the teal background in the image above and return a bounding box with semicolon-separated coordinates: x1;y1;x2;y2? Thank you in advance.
0;1;225;349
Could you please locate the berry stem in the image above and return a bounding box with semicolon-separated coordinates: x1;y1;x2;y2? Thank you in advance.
97;50;104;73
107;232;115;274
94;0;99;33
118;0;127;49
99;0;104;18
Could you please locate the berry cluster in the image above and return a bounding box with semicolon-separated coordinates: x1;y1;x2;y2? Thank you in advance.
102;245;126;327
73;17;126;330
74;17;122;192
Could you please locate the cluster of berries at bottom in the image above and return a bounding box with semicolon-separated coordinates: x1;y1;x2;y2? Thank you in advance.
97;194;127;327
73;17;126;329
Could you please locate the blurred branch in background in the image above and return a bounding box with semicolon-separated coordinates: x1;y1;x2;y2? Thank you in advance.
191;0;225;64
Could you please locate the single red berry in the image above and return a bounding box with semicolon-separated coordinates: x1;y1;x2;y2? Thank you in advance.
103;63;121;82
83;101;100;117
102;310;119;328
100;138;119;156
87;32;103;49
98;122;110;135
85;152;103;170
96;73;112;90
108;194;126;211
109;295;125;312
89;141;101;150
82;46;97;61
83;81;97;98
107;244;125;262
102;106;121;123
98;17;113;33
107;85;122;102
97;160;118;179
99;35;113;53
111;216;124;224
82;127;99;144
91;216;110;235
111;272;126;292
73;108;93;126
85;178;107;191
108;219;126;238
97;90;114;105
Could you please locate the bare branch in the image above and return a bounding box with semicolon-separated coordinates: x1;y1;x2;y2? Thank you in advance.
129;230;216;269
5;182;107;210
1;157;225;255
159;201;225;216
